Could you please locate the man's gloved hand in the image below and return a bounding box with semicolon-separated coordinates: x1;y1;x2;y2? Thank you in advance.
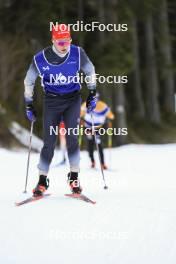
26;104;36;122
86;90;97;113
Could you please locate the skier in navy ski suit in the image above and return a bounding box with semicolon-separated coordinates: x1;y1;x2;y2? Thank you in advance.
24;24;97;196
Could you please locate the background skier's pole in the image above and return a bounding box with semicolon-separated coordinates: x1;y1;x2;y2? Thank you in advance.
107;121;113;166
91;113;108;190
23;121;34;193
78;120;84;149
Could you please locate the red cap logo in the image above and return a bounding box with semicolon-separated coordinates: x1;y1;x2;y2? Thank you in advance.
52;24;71;40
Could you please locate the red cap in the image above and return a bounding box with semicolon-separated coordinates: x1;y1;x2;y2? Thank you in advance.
52;24;71;40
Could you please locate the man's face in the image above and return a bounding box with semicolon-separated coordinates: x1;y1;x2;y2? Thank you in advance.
52;38;71;54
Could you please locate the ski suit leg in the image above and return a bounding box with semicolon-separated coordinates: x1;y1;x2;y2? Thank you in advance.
63;93;81;173
38;95;62;175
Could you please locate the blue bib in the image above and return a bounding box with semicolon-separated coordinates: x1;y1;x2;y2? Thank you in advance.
34;45;81;94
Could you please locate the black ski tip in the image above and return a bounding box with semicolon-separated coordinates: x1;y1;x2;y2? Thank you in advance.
104;185;108;190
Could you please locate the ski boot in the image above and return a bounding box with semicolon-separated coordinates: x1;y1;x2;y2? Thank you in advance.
33;175;49;197
68;172;82;194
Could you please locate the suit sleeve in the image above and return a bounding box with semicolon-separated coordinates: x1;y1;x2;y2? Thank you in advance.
80;47;96;90
24;58;39;103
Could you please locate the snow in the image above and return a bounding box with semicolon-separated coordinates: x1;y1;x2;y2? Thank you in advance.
10;121;43;152
1;144;176;264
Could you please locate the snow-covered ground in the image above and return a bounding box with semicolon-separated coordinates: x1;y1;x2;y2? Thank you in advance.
1;144;176;264
10;122;43;152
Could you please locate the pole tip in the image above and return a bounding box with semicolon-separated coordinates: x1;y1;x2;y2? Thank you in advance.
104;186;108;190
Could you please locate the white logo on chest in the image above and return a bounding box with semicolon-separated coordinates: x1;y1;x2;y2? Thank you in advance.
49;73;68;84
42;66;50;71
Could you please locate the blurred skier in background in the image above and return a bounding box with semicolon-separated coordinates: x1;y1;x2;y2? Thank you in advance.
81;92;114;170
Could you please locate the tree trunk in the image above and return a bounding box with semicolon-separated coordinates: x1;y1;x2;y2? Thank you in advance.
112;84;127;145
145;13;161;123
110;0;128;145
157;0;175;112
131;16;145;118
78;0;84;46
98;0;105;46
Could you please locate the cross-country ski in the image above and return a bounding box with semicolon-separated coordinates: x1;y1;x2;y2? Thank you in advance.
15;194;51;207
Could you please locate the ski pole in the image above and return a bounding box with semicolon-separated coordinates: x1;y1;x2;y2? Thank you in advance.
79;119;85;149
107;121;113;166
23;120;34;193
91;113;108;190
